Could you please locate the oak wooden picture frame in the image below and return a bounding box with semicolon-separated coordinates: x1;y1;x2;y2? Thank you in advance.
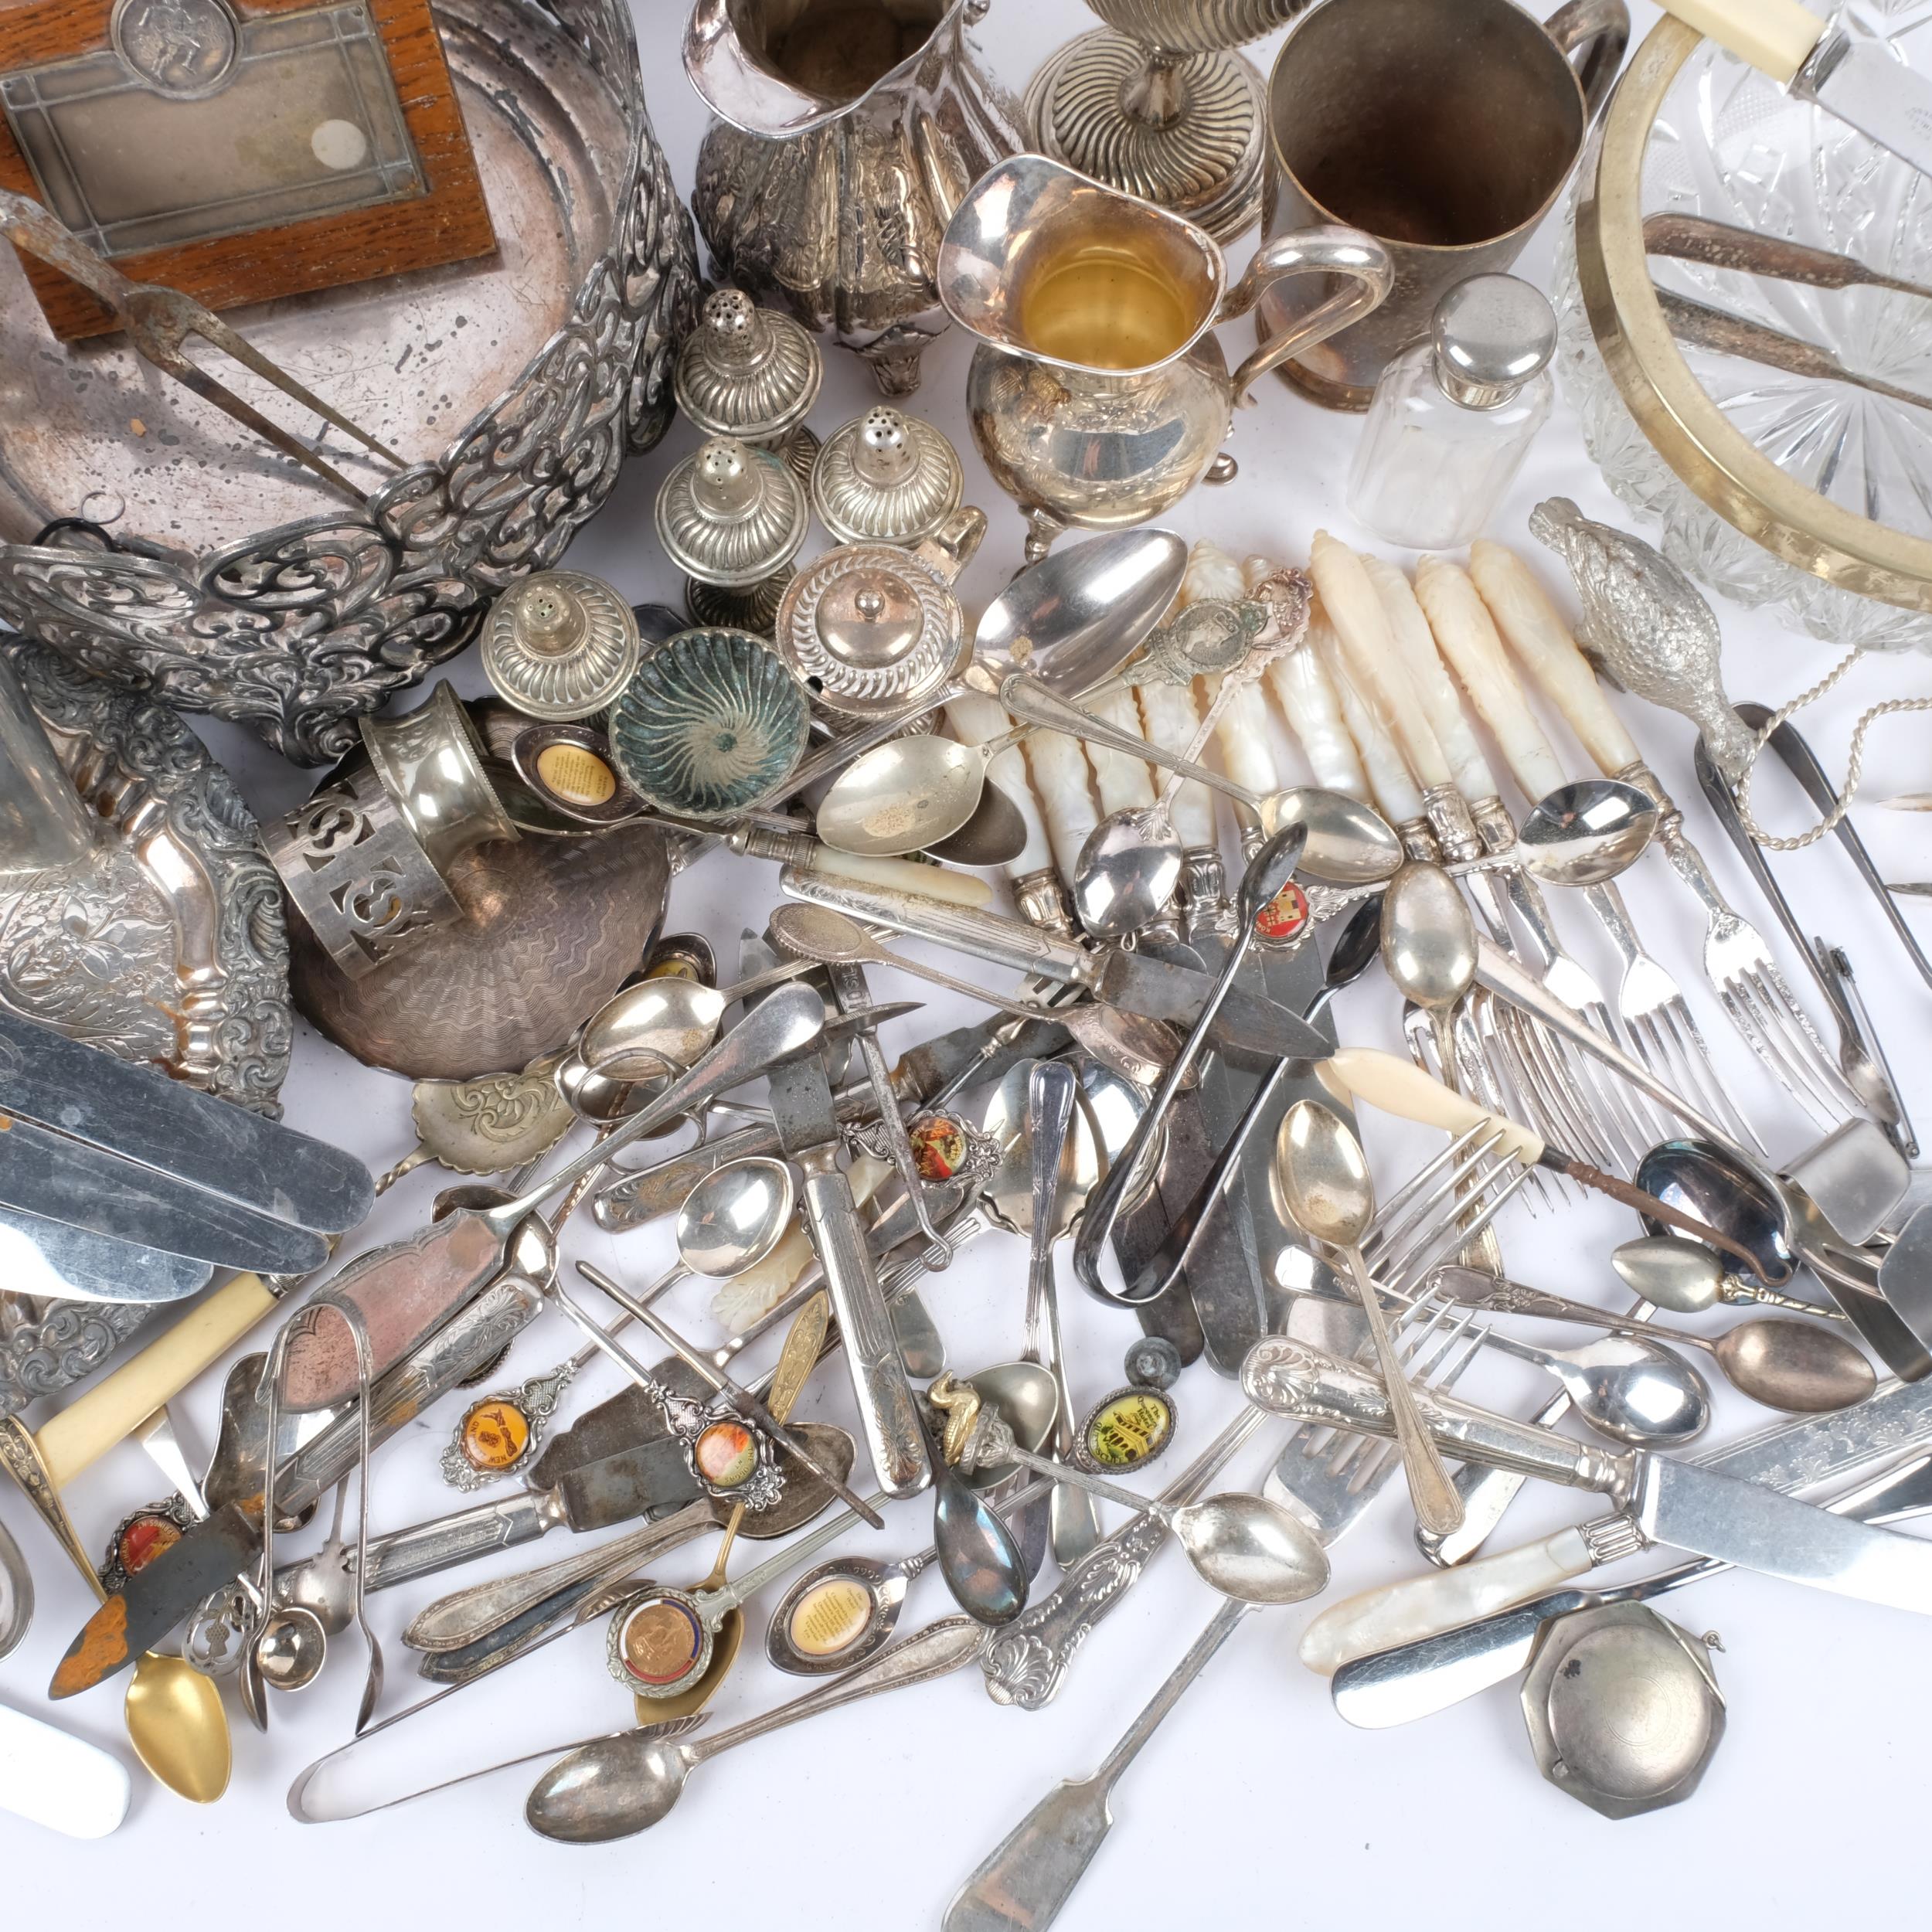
0;0;496;340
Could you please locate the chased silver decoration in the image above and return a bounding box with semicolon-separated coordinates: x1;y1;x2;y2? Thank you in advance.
0;638;289;1413
673;288;823;447
0;0;701;764
686;0;1026;396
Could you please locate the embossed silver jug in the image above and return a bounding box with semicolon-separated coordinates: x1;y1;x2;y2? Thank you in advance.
685;0;1026;396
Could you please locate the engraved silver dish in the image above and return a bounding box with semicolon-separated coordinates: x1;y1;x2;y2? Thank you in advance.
0;638;290;1414
607;626;811;821
0;0;701;764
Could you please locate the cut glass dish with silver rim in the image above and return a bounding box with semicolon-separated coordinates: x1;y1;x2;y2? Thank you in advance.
1553;18;1932;655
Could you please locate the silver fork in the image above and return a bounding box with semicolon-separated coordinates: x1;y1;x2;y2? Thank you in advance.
1683;743;1874;1128
1265;1300;1486;1533
1582;879;1762;1151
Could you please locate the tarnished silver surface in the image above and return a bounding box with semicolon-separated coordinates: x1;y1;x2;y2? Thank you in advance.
481;573;641;723
0;0;699;764
686;0;1026;396
1521;1600;1724;1819
655;439;809;589
0;638;289;1413
810;408;964;546
940;154;1389;558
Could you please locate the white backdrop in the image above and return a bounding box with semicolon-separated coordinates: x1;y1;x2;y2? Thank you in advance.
8;2;1932;1924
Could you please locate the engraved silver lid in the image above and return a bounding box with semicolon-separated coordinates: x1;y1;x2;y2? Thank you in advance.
481;570;641;721
673;288;823;446
1431;274;1557;409
655;437;810;588
810;406;964;546
773;509;984;719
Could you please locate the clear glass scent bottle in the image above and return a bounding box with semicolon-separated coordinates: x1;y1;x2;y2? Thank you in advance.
1346;274;1556;550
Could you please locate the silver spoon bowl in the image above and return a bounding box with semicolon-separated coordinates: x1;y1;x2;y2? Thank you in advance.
675;1157;795;1279
1517;780;1659;889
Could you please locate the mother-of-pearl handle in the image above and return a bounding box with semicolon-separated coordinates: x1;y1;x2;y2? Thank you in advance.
1468;542;1641;779
1413;557;1568;803
1269;635;1369;801
1359;554;1498;804
1297;1525;1594;1675
1310;532;1452;792
1084;685;1159;815
1023;732;1100;885
807;846;992;908
1658;0;1824;84
1134;680;1218;849
944;694;1053;877
1316;1045;1545;1162
1315;622;1423;827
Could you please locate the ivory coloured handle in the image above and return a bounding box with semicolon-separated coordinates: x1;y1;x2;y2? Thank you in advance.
37;1270;279;1489
806;847;993;908
1468;543;1640;778
1658;0;1823;83
1297;1525;1594;1675
1318;1046;1544;1162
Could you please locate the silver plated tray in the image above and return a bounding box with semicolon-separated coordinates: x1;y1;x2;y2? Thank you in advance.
0;638;291;1416
0;0;699;764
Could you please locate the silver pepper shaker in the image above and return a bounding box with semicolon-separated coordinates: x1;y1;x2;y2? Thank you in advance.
657;435;811;634
481;570;641;721
811;406;964;546
674;287;823;451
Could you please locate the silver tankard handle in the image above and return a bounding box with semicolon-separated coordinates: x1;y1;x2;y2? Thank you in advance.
1219;226;1396;406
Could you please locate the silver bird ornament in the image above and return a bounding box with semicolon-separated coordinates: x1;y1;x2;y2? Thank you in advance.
1528;497;1758;785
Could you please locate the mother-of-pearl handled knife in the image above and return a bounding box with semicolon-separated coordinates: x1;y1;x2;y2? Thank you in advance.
944;694;1055;879
1301;1374;1932;1675
1413;557;1570;803
1310;532;1454;795
1468;542;1641;780
1360;554;1500;808
1241;1335;1932;1617
1313;621;1427;831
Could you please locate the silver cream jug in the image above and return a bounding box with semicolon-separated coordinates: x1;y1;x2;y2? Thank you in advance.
938;155;1393;557
685;0;1026;396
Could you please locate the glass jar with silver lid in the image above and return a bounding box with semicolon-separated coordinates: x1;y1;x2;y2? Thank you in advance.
1345;273;1556;550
